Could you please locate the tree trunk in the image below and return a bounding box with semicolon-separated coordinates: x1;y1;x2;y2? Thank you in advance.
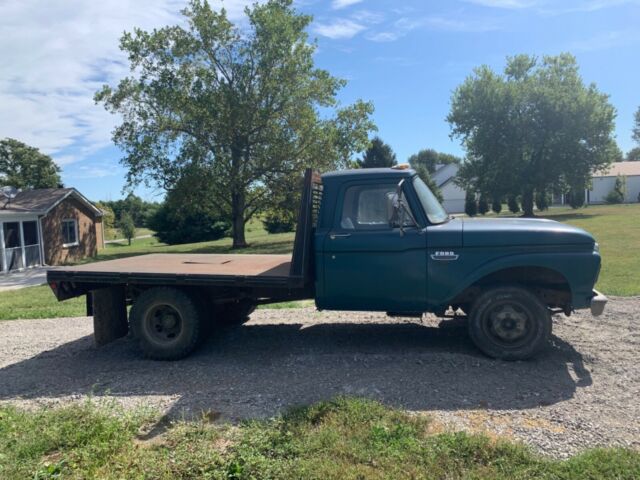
231;191;247;248
521;189;535;217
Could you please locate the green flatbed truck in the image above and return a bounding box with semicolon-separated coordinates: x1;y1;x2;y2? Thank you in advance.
48;167;606;361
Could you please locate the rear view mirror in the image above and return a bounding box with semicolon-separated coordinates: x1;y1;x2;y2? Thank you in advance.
389;180;417;236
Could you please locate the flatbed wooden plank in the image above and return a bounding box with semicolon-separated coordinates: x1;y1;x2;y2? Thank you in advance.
54;254;292;278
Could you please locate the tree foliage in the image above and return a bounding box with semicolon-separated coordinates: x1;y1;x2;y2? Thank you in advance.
357;137;397;168
0;138;62;189
96;0;374;248
147;165;230;244
95;202;116;231
464;190;477;217
491;197;502;214
633;106;640;145
118;212;136;246
605;175;627;204
448;54;619;216
99;194;159;228
478;195;489;215
626;147;640;162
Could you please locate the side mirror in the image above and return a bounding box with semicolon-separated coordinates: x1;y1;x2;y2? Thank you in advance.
389;180;417;236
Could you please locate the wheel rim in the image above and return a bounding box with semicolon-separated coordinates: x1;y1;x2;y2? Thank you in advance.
482;301;534;348
144;304;183;344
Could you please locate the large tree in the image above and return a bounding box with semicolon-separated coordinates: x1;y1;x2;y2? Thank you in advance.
626;147;640;162
356;136;397;168
96;0;374;248
633;106;640;145
0;138;62;189
448;54;619;216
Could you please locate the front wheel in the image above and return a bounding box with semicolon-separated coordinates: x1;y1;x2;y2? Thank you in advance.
468;286;551;360
130;287;203;360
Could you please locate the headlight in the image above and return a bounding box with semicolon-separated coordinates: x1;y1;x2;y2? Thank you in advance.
594;242;600;253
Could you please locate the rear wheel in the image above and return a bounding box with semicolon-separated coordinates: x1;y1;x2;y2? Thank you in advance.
130;287;202;360
468;286;551;360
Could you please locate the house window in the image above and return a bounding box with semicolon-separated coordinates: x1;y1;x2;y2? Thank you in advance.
62;219;78;247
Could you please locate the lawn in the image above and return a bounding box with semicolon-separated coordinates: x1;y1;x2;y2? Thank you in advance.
1;398;638;480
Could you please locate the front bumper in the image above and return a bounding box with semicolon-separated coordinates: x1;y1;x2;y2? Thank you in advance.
590;290;608;316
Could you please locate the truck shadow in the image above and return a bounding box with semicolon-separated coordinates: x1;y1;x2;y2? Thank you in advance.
0;320;591;421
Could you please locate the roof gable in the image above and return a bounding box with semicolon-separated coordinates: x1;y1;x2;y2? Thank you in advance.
0;188;102;216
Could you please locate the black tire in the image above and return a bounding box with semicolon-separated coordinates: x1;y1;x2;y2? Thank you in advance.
130;287;202;360
215;300;256;327
468;286;551;360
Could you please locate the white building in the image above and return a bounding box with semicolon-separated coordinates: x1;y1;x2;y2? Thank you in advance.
434;161;640;212
586;161;640;204
432;163;466;213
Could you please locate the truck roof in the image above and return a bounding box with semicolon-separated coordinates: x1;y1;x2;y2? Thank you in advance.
322;167;415;181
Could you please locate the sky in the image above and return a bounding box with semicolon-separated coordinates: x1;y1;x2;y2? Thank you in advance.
1;0;639;201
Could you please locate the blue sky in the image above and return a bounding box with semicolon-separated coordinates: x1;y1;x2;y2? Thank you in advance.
1;0;639;201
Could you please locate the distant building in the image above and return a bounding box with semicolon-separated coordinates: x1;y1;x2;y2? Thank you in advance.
0;188;104;273
432;163;466;213
554;161;640;205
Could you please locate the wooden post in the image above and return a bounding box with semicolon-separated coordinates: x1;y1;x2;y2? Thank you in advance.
92;287;128;346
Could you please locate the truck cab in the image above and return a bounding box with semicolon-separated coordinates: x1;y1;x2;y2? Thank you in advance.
313;167;605;359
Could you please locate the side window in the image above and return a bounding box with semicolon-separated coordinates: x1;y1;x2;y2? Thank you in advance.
62;219;78;247
340;184;397;230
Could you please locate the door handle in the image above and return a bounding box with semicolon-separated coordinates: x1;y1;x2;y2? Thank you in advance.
330;233;351;240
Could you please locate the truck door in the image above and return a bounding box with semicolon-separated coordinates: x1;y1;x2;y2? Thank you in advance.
320;180;428;312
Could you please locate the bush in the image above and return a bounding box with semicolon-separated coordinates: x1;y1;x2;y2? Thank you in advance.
262;209;296;233
491;196;502;214
507;195;520;214
477;196;489;215
148;206;229;245
464;191;477;217
118;212;136;245
605;175;626;204
535;191;550;211
567;188;585;209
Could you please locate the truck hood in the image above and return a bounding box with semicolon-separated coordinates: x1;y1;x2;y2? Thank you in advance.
462;217;595;247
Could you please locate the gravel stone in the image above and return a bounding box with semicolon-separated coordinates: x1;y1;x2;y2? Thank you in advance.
0;296;638;458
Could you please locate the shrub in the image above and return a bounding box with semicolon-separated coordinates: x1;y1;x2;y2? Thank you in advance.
605;175;626;204
262;209;296;233
491;197;502;214
464;191;477;217
478;196;489;215
507;195;520;214
118;212;136;245
535;191;550;211
567;188;585;209
148;206;229;245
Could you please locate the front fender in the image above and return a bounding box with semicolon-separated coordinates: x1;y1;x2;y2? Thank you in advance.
428;247;600;310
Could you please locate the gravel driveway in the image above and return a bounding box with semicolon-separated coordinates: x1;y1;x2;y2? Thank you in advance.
0;297;638;458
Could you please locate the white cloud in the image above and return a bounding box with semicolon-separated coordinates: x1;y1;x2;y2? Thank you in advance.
313;19;366;39
367;14;499;42
0;0;257;173
331;0;364;10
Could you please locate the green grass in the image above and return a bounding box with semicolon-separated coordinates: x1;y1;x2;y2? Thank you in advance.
103;227;155;241
0;285;86;320
0;398;638;480
481;203;640;296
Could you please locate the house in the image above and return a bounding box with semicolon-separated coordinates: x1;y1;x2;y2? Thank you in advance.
432;163;466;213
586;161;640;204
0;188;104;273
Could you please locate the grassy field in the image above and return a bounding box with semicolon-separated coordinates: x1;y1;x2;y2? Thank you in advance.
1;398;638;480
103;227;155;241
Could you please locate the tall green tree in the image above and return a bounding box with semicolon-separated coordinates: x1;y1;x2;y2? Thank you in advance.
448;54;619;216
0;138;62;189
118;212;136;246
357;136;397;168
96;0;375;248
626;147;640;162
633;106;640;145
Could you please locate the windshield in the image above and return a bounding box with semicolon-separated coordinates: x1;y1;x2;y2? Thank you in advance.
412;176;449;224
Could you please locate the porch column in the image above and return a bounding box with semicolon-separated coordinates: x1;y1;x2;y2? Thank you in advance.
0;221;5;273
19;221;26;269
